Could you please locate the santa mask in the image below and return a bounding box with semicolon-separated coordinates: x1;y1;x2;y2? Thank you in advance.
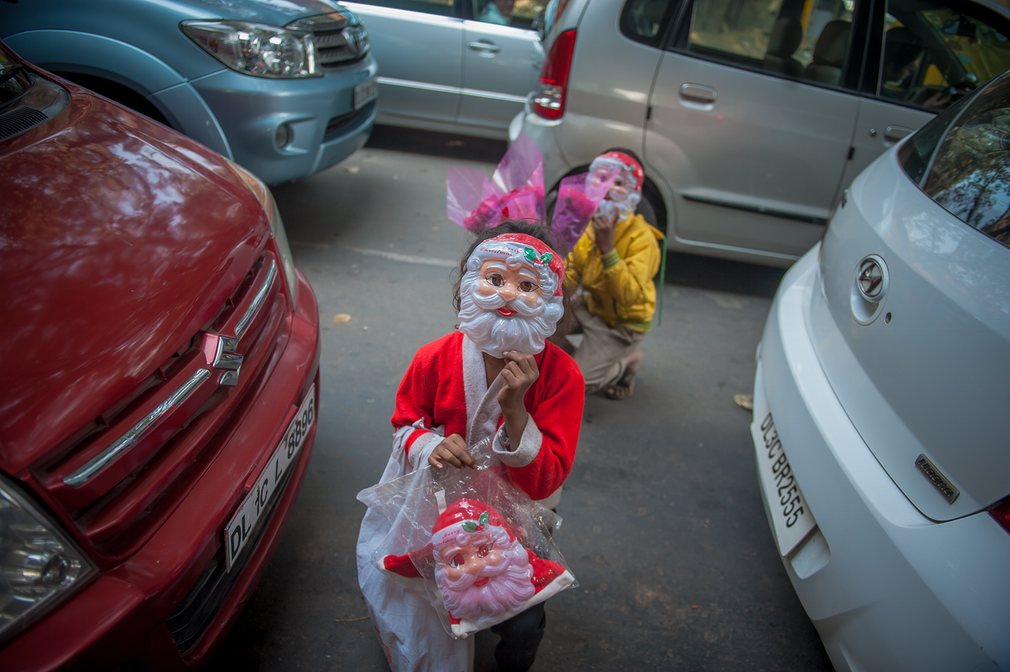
457;233;564;358
587;152;643;223
431;500;535;621
378;492;576;637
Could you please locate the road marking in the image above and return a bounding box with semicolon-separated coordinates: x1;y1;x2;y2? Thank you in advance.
344;246;456;268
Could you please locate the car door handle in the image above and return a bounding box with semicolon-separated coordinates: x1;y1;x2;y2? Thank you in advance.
679;83;717;105
468;40;501;55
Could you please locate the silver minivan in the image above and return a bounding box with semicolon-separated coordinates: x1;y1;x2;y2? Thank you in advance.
345;0;547;139
512;0;1010;266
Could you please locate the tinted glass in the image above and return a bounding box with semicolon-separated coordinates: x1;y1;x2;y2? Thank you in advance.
471;0;547;28
900;74;1010;247
620;0;677;47
877;0;1010;111
685;0;857;85
351;0;454;16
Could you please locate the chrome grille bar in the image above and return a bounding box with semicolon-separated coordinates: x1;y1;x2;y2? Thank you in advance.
63;368;212;487
235;259;276;339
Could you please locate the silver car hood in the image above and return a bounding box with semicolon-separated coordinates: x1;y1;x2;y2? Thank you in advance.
809;149;1010;522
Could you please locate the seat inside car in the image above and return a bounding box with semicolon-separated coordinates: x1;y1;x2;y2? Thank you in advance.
802;19;851;85
763;16;804;77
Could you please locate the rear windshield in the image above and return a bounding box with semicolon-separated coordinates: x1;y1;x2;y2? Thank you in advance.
899;74;1010;247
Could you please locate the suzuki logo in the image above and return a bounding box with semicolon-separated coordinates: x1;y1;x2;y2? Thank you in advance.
202;332;244;387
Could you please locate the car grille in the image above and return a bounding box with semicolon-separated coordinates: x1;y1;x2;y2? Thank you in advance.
31;251;286;561
166;457;296;653
289;12;370;69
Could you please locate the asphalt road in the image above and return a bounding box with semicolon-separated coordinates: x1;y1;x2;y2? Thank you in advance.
207;126;834;671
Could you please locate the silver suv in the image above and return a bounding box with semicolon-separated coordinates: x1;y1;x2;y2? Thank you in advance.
511;0;1010;266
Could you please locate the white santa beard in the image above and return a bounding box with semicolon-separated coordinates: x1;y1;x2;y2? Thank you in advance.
457;270;562;358
435;536;535;621
599;191;640;222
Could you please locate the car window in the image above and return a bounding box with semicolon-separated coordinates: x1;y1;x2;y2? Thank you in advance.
682;0;857;86
620;0;677;47
470;0;547;29
877;0;1010;112
352;0;454;17
899;74;1010;247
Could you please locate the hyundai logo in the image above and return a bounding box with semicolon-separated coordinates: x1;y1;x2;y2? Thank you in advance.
856;255;888;303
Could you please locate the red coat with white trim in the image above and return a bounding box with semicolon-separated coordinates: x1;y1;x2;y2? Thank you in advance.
391;331;584;502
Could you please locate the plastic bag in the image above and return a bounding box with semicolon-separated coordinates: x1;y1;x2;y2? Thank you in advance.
357;436;576;638
445;133;613;257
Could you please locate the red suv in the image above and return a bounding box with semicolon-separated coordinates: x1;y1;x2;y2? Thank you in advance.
0;43;320;670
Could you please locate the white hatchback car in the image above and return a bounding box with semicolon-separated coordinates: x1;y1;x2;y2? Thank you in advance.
751;70;1010;670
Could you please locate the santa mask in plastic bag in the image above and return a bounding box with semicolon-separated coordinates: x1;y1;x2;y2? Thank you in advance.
431;499;536;620
381;497;574;635
587;151;643;224
457;233;564;358
446;133;613;257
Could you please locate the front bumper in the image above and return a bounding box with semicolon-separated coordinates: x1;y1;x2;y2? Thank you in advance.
160;59;378;185
752;245;1010;671
1;270;321;672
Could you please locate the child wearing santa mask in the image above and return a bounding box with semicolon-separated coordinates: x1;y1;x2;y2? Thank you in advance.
562;150;664;400
356;221;584;672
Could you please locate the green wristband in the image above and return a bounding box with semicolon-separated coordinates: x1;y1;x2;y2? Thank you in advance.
602;249;621;268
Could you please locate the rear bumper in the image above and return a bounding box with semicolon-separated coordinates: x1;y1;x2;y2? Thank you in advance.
752;245;1010;671
1;270;321;672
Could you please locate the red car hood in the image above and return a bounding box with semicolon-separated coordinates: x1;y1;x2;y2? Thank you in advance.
0;85;269;473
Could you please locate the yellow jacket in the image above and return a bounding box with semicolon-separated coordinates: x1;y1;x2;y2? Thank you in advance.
564;213;664;332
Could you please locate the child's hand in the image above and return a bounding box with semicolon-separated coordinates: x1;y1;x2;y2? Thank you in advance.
498;351;538;416
428;433;475;469
497;352;536;451
591;205;616;253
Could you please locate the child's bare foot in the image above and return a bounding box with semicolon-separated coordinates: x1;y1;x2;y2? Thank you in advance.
605;350;643;400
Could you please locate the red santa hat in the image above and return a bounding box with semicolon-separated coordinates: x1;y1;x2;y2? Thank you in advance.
590;151;644;193
474;232;565;297
430;498;512;549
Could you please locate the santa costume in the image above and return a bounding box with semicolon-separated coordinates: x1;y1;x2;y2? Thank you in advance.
356;232;584;671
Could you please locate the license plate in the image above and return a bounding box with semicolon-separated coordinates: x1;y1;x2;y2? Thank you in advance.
353;78;378;110
751;406;816;556
224;385;316;571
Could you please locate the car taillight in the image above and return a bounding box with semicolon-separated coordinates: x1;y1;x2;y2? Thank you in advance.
533;29;576;120
990;496;1010;534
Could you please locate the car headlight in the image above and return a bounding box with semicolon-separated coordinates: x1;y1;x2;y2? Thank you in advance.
0;477;96;643
227;161;300;309
181;20;320;78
